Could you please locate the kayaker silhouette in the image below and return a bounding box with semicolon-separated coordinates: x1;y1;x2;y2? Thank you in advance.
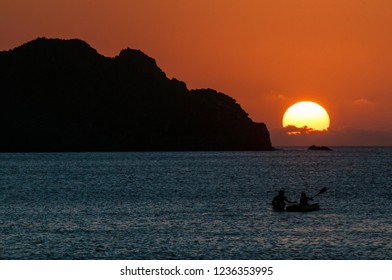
299;192;313;206
272;190;296;210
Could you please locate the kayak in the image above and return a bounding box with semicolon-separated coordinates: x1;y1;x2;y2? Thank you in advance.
272;205;286;211
285;203;320;212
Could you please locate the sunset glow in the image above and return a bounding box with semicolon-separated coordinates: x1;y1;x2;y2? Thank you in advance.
1;0;392;145
283;102;330;135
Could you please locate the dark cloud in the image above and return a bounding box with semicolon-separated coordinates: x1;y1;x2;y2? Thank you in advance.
282;125;327;135
272;127;392;147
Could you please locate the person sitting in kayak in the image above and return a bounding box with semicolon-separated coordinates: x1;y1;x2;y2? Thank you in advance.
299;192;313;206
272;190;296;210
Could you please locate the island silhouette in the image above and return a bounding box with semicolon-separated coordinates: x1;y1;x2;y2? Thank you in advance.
0;38;273;151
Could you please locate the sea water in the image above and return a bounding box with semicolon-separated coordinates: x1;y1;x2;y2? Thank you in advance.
0;148;391;259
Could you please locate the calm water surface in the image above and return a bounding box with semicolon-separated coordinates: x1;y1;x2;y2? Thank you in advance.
0;148;391;259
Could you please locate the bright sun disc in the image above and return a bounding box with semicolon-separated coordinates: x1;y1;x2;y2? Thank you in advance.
282;101;330;134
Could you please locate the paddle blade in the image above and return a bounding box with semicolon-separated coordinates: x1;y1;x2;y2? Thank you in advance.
311;187;328;199
319;187;327;194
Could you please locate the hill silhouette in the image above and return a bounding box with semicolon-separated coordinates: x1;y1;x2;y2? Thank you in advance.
0;38;273;151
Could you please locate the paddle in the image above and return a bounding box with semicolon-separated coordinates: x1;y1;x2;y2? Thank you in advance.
310;187;327;199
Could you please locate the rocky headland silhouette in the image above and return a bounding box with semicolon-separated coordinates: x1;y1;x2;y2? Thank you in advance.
0;38;273;151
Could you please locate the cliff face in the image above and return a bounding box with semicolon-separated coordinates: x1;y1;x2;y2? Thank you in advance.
0;38;273;151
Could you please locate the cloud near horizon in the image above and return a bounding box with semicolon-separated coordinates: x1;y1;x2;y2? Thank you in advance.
272;127;392;147
282;125;327;135
353;98;374;107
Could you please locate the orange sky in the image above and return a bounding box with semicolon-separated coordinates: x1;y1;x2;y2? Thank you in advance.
1;0;392;146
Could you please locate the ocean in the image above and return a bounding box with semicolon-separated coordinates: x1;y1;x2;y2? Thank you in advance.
0;148;391;259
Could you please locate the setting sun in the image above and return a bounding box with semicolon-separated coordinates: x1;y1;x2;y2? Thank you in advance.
282;101;330;135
